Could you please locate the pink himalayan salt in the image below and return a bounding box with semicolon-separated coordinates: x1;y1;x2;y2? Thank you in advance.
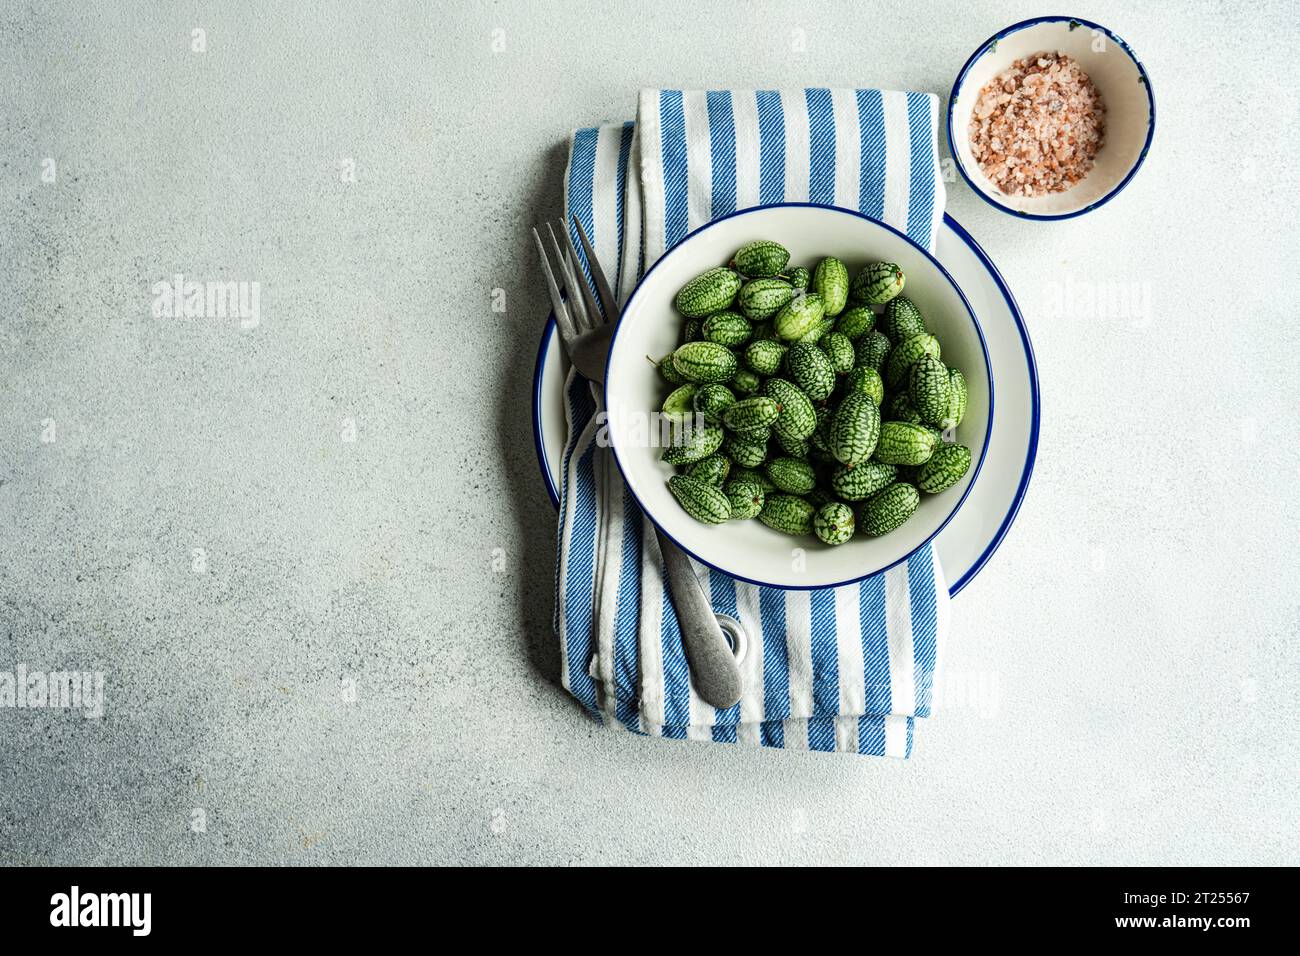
968;51;1104;197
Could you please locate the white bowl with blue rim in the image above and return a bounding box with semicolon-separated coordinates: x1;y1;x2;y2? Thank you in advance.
534;212;1039;596
948;16;1155;219
601;203;992;591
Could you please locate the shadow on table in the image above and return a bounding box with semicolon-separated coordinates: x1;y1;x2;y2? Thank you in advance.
495;138;572;696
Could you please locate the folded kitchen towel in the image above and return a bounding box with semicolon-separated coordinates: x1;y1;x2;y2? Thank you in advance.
554;89;950;756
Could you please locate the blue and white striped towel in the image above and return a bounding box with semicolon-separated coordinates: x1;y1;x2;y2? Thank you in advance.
555;89;950;757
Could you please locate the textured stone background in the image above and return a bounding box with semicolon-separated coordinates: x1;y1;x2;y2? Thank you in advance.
1;0;1296;865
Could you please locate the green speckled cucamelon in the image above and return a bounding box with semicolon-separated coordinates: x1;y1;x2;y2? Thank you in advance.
829;391;881;466
854;330;891;372
882;296;925;341
774;293;826;341
765;456;816;495
676;267;741;317
763;378;817;441
702;310;753;347
686;454;731;485
759;494;815;536
914;442;971;494
723;479;766;519
945;367;967;428
786;342;835;402
744;339;786;376
908;356;951;427
820;332;855;375
830;461;897;501
673;340;738;384
885;333;940;388
693;383;736;424
814;502;855;545
668;474;732;524
737;277;795;321
873;421;938;465
851;262;905;305
661;423;724;465
733;240;790;278
858;482;920;536
812;257;850;317
723;396;780;432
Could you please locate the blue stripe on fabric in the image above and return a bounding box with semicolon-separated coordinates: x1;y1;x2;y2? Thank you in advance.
709;570;742;727
906;718;915;757
855;89;886;220
907;548;939;717
554;373;596;637
858;716;885;755
561;437;600;717
760;720;784;748
614;121;635;298
568;127;599;287
809;588;839;717
614;483;642;725
712;722;738;743
755;90;786;204
905;92;936;246
805;88;836;206
706;91;737;217
659;91;689;249
660;581;692;730
859;572;892;715
759;588;790;722
807;717;836;753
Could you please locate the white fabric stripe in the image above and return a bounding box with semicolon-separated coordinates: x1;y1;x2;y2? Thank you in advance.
931;546;951;698
592;450;622;697
885;564;917;716
737;720;762;746
619;127;643;303
830;89;860;211
835;716;858;753
924;96;947;247
784;719;809;751
784;588;814;719
592;129;622;280
686;722;713;742
682;90;713;230
636;89;666;265
734;581;765;727
834;585;865;715
637;520;666;731
881;90;912;230
884;715;909;757
558;405;601;694
731;90;761;210
779;90;811;201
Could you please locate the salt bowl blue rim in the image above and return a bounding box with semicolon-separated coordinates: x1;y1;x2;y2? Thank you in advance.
603;202;993;592
532;212;1039;596
947;15;1156;221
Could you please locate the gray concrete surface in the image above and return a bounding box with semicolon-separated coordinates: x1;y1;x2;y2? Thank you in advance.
1;0;1297;866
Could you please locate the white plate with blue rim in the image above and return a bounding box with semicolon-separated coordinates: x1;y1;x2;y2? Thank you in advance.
532;213;1039;597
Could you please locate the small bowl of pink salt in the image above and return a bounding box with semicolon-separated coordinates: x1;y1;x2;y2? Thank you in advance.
948;16;1154;220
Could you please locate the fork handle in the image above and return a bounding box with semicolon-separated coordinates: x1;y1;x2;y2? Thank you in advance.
657;530;744;709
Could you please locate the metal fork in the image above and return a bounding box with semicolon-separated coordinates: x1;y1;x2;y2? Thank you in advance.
534;217;744;709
